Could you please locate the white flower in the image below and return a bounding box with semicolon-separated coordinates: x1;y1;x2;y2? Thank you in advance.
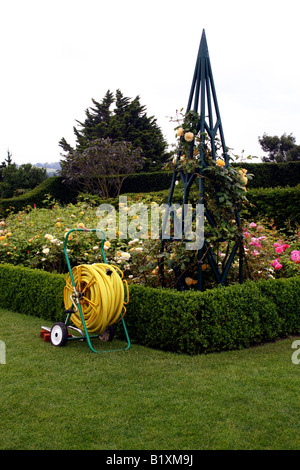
135;247;143;252
42;248;50;255
121;252;131;261
128;239;139;246
93;246;99;250
44;233;53;241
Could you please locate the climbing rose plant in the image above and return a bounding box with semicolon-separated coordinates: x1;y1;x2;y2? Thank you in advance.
164;109;253;244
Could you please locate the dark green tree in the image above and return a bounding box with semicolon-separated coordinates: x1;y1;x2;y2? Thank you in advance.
0;150;13;182
258;132;300;162
59;89;168;171
0;162;47;198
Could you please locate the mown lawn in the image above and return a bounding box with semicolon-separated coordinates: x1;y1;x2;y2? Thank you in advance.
0;308;299;450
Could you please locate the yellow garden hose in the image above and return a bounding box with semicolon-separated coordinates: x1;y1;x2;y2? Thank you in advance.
63;263;129;335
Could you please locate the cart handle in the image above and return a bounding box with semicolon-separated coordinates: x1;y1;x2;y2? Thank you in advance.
63;228;107;289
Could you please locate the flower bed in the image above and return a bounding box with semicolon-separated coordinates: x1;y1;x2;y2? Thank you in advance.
0;199;299;289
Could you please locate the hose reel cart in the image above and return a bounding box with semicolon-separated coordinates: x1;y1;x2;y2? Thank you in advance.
41;228;131;353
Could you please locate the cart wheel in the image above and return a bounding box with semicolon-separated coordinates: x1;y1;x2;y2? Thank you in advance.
50;322;68;347
98;326;115;342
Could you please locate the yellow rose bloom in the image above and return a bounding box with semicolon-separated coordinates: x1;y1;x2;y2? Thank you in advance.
151;266;159;275
176;127;184;137
185;277;197;286
216;159;225;167
184;132;194;142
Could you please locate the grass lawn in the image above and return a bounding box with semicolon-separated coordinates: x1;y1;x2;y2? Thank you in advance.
0;307;300;450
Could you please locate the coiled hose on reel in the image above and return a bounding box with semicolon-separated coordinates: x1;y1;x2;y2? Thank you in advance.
64;263;129;335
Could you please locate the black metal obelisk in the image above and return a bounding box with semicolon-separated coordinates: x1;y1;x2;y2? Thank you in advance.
161;29;243;291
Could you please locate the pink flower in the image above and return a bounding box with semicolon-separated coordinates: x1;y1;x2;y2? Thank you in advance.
291;250;300;264
282;244;290;251
274;262;283;270
250;237;262;248
275;246;284;254
249;222;257;228
271;259;280;267
273;242;281;248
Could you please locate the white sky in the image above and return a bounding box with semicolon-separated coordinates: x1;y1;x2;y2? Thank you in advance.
0;0;299;165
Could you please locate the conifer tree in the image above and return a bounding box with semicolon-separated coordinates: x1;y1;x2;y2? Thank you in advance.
59;89;168;171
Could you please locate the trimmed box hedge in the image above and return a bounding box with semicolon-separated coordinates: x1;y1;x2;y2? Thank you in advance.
0;264;66;322
0;263;299;355
0;176;78;215
243;184;300;228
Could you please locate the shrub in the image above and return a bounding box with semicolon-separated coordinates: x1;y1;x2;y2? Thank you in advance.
1;263;299;355
232;161;300;189
243;184;300;228
1;160;299;213
256;277;300;336
0;264;66;322
0;177;78;215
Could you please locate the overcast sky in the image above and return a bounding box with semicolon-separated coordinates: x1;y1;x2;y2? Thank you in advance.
0;0;299;166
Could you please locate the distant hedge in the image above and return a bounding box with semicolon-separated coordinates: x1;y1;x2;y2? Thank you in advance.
0;176;78;215
231;161;300;189
1;263;299;355
122;161;300;192
243;184;300;228
1;161;299;216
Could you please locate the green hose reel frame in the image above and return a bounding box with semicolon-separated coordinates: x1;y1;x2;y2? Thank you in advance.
55;228;130;353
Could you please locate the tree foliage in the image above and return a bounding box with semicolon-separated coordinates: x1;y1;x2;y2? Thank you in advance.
60;137;144;198
0;160;47;199
0;150;13;182
258;132;300;162
59;89;168;171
